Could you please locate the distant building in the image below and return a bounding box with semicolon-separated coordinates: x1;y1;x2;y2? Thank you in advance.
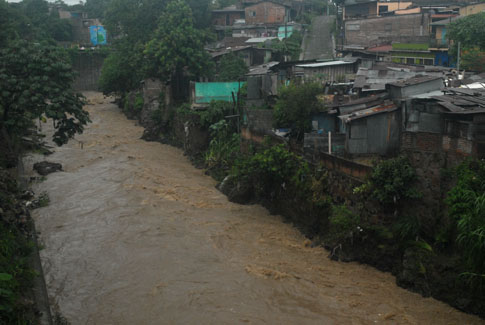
294;60;359;83
343;0;413;20
57;7;106;46
459;2;485;16
211;5;245;26
344;14;431;48
245;1;290;25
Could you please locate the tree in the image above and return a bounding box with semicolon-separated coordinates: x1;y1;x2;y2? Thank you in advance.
273;82;324;140
98;39;144;95
144;0;214;82
104;0;167;42
448;13;485;71
0;41;89;147
270;30;303;61
84;0;112;19
216;53;248;81
448;13;485;50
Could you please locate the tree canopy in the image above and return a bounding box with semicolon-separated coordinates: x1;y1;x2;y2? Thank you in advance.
144;0;214;81
0;41;89;146
448;13;485;50
273;83;324;140
448;13;485;72
216;54;248;82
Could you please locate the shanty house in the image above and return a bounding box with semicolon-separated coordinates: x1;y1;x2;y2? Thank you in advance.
339;102;401;155
295;60;359;83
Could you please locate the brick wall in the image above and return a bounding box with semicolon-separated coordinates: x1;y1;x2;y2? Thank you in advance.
245;2;286;25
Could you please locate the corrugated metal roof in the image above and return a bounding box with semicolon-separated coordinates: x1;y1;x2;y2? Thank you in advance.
339;103;398;123
296;60;355;68
388;76;442;87
246;61;280;76
433;87;485;115
245;37;277;43
410;90;444;98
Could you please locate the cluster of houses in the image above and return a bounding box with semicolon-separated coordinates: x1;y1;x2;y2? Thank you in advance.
192;0;485;167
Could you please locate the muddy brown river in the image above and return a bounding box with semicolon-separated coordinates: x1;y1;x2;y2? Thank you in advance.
29;92;483;324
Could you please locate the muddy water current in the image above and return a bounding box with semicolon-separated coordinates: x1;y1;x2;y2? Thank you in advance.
29;92;483;324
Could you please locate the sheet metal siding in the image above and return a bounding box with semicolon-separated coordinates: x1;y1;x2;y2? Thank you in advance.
302;64;356;82
418;112;442;133
247;77;262;100
347;110;400;155
400;79;444;98
195;82;245;103
312;113;336;132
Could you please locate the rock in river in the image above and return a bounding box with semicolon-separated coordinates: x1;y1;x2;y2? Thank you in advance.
33;161;62;176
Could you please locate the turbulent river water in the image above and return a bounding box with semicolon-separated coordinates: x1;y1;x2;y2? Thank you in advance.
28;92;483;324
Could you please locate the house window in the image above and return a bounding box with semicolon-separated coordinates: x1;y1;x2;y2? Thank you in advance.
424;59;434;65
249;11;256;17
406;58;415;64
379;5;389;14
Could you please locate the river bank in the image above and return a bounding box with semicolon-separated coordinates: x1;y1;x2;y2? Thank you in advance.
120;84;485;318
28;91;484;323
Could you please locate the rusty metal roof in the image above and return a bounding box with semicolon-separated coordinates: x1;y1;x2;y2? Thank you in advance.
339;102;398;123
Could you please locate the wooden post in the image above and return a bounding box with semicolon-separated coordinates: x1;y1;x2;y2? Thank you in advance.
328;131;332;155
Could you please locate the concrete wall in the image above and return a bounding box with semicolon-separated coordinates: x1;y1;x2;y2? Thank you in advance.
71;52;104;91
345;14;431;47
460;3;485;16
246;109;274;134
245;2;286;24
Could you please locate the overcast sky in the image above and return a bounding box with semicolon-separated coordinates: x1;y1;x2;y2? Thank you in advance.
7;0;84;5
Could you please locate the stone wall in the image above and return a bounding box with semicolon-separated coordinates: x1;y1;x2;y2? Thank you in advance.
71;52;105;91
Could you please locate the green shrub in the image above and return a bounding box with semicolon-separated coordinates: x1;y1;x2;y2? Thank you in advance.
328;205;360;244
354;156;421;207
134;93;144;113
205;120;240;174
446;160;485;285
232;144;310;197
273;82;324;141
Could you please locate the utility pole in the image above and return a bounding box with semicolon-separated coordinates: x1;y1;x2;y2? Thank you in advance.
457;41;461;72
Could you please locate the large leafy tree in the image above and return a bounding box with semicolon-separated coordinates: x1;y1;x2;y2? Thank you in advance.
99;39;145;95
448;13;485;72
216;53;248;81
0;41;90;146
104;0;167;41
144;0;214;82
273;82;324;140
448;13;485;50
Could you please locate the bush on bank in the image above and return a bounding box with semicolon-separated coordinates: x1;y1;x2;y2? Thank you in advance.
0;169;37;324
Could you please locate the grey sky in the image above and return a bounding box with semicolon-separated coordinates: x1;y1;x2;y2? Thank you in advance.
7;0;84;5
